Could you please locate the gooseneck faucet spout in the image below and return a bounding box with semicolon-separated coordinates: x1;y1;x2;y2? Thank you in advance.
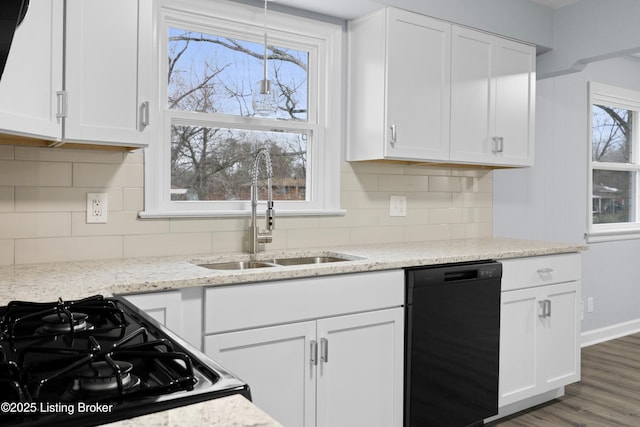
249;148;275;254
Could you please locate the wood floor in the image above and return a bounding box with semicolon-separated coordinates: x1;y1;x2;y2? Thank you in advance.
487;333;640;426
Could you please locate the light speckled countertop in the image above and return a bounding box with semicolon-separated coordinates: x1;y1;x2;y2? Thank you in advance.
0;237;586;427
0;237;586;305
103;394;282;427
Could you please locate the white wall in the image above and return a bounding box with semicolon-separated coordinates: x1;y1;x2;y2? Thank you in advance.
494;56;640;334
537;0;640;78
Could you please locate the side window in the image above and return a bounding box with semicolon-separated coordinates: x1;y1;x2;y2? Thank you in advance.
588;82;640;241
142;1;342;217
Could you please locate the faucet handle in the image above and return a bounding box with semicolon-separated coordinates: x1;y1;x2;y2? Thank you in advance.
266;201;275;231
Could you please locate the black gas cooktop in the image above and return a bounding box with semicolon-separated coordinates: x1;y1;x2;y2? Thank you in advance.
0;295;250;426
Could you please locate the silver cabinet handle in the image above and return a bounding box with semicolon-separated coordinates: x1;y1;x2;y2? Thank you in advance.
390;124;397;147
140;101;150;129
492;136;504;153
538;299;552;318
537;268;554;280
56;90;68;119
320;337;328;363
310;340;318;366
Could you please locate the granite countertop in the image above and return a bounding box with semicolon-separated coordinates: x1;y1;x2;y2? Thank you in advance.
0;237;587;305
103;394;283;427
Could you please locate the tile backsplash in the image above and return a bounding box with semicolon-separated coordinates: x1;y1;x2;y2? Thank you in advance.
0;144;492;265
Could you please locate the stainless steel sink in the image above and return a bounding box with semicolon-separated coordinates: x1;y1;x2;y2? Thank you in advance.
271;256;349;266
198;261;278;270
198;254;357;270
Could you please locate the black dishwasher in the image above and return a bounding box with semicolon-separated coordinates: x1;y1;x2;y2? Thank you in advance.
405;261;502;427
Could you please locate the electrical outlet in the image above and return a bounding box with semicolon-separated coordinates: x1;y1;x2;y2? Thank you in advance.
587;297;594;313
389;195;407;217
87;192;108;223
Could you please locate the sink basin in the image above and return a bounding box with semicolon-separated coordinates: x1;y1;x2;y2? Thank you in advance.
198;261;278;270
197;253;359;270
271;256;349;266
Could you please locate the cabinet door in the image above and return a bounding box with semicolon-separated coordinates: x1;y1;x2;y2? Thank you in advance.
499;287;539;406
450;27;535;166
0;0;63;139
385;9;450;161
450;26;493;164
493;37;535;166
64;0;151;146
538;281;581;391
205;322;317;427
316;308;404;427
123;291;182;332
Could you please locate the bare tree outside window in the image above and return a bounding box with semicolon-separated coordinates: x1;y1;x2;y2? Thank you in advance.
167;28;309;202
592;105;635;224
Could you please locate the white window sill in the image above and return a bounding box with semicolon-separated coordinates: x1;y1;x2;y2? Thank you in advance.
585;229;640;243
138;209;346;219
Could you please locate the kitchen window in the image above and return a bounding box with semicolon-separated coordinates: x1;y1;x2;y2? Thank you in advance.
141;0;343;218
587;82;640;242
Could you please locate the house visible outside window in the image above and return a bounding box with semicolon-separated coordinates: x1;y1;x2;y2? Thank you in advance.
141;0;343;218
587;82;640;242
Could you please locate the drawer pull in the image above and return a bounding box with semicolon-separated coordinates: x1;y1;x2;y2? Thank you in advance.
310;340;318;366
537;268;554;277
320;338;329;363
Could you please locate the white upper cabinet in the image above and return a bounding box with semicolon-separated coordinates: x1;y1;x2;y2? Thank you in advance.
0;0;64;140
64;0;152;147
450;26;535;166
348;7;535;167
348;8;451;162
0;0;152;149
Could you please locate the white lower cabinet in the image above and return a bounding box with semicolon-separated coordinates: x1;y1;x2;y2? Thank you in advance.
203;270;404;427
123;291;182;330
498;254;581;409
122;287;203;349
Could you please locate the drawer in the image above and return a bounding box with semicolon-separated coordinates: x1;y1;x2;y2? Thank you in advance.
204;270;404;334
501;253;581;292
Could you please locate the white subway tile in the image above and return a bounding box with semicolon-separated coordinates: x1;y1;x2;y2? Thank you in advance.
0;146;14;160
124;233;212;258
15;236;123;264
0;160;72;187
0;188;14;212
428;176;462;192
0;240;13;265
73;163;143;188
0;213;71;238
15;146;124;164
378;175;429;192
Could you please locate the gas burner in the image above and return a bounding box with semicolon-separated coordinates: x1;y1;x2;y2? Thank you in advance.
41;312;93;334
72;360;140;394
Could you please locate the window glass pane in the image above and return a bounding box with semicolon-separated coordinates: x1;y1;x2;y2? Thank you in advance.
171;125;307;202
168;28;308;121
592;105;632;163
592;170;636;224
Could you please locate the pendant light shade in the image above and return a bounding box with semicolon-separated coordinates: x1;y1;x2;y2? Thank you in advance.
252;0;278;117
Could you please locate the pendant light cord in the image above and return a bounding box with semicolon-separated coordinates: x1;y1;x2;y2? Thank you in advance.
263;0;268;83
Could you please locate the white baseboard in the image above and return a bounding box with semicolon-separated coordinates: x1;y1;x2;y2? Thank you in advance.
581;318;640;347
485;388;565;423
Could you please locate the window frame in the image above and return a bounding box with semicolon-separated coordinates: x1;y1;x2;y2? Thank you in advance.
140;0;344;218
587;81;640;242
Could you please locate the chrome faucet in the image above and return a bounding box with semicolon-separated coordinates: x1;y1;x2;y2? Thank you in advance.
248;148;275;254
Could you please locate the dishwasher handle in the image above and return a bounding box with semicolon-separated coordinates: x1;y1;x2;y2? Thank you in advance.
406;261;502;289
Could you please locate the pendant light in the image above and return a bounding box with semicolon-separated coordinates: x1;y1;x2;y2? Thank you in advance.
252;0;279;117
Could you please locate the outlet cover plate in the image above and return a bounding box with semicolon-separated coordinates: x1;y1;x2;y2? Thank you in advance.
87;192;108;223
389;195;407;217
